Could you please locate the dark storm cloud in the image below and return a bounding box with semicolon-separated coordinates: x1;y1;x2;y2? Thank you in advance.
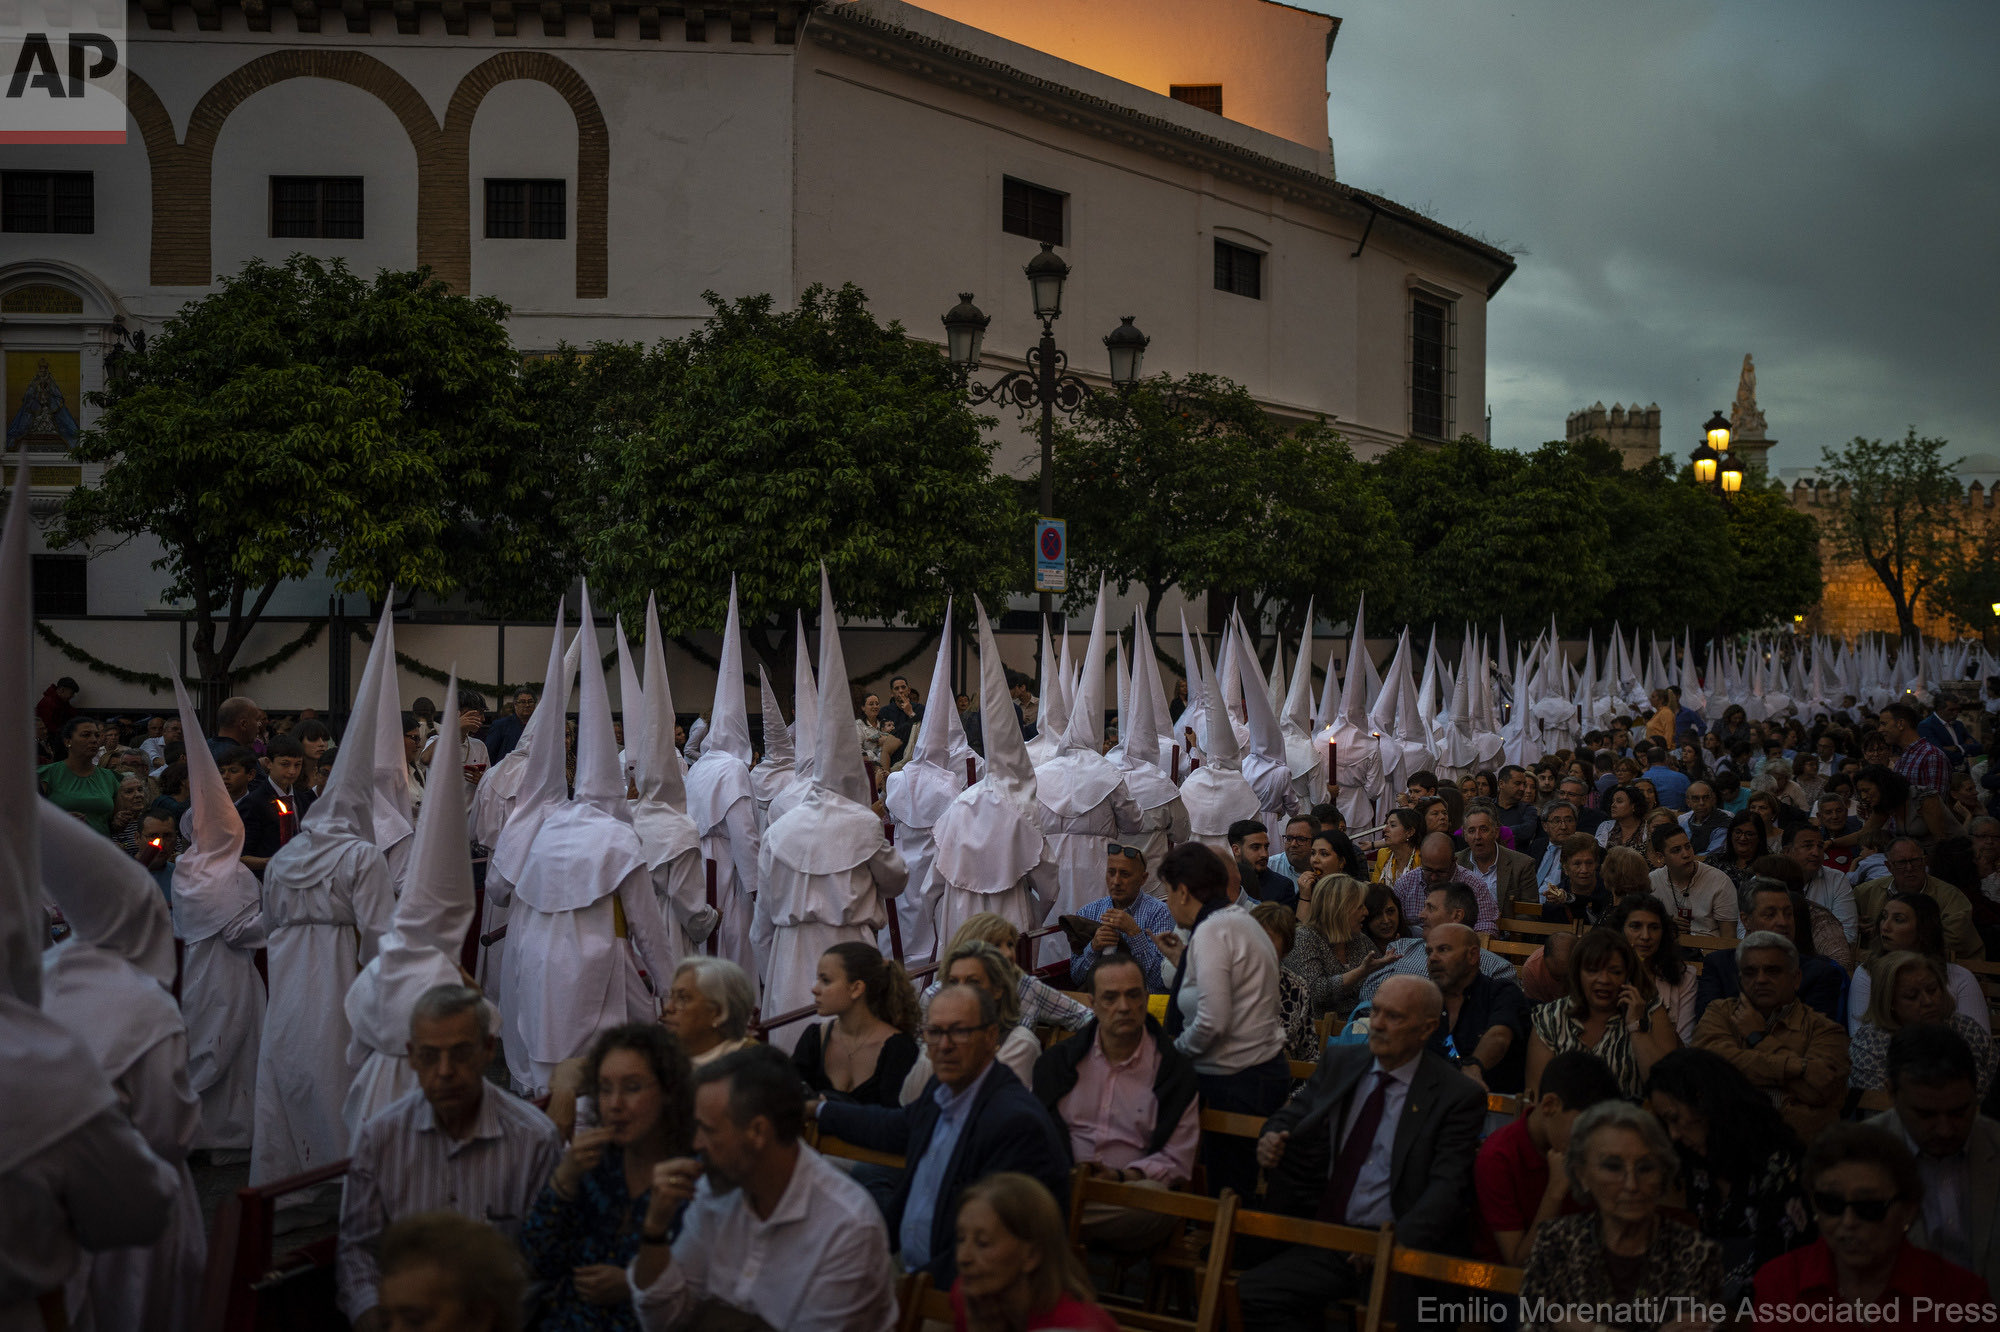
1317;1;2000;470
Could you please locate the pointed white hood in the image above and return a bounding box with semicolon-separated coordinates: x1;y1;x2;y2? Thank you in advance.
367;603;414;865
631;596;703;871
1178;617;1261;836
470;625;580;852
883;603;971;830
686;580;757;834
490;600;573;889
571;584;630;818
304;603;388;844
1235;623;1294;813
1114;609;1182;810
170;672;263;944
1192;625;1243;772
1025;619;1069;766
750;663;796;805
615;615;644;786
1039;584;1129;817
0;478;40;1005
791;610;819;785
1281;605;1317;781
809;566;874;807
932;597;1049;894
1059;583;1109;755
1175;613;1208;758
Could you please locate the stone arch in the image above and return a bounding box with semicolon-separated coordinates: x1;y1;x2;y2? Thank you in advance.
150;52;443;286
442;53;609;299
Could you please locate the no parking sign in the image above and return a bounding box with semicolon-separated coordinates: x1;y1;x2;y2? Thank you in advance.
1034;518;1067;593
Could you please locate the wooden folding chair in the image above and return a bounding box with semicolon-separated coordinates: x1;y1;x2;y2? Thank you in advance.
806;1122;906;1170
1484;1092;1524;1120
1064;1165;1238;1332
1380;1243;1524;1332
1287;1059;1318;1081
894;1270;955;1332
1214;1209;1394;1332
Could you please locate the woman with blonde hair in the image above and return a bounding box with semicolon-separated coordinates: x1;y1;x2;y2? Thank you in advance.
951;1173;1118;1332
1848;950;1995;1109
1600;845;1652;901
1295;873;1391;1020
901;940;1043;1102
919;912;1090;1032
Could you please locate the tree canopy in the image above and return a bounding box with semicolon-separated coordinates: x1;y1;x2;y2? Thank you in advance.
53;255;536;687
1815;429;1965;641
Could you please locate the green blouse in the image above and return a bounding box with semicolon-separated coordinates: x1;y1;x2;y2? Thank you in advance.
39;760;123;835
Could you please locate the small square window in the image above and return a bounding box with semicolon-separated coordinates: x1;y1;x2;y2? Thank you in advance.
2;172;94;234
485;178;566;239
32;555;87;617
1213;240;1262;299
1170;85;1224;115
270;177;364;239
1002;177;1065;247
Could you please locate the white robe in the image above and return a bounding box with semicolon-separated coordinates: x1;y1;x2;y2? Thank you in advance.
930;786;1057;955
251;836;394;1185
652;847;713;969
1132;798;1191;899
688;755;759;979
42;949;204;1332
755;803;907;1055
882;758;965;968
179;907;266;1152
341;943;465;1140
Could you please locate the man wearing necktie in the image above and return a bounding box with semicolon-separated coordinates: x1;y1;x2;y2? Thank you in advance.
1238;973;1487;1332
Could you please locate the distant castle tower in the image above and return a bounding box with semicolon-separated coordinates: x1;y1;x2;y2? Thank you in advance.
1565;400;1661;468
1728;353;1775;480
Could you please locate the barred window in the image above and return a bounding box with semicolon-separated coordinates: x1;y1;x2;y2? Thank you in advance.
485;179;567;239
2;172;94;234
1213;240;1262;299
1002;177;1065;247
1170;85;1223;115
270;177;364;239
1411;296;1450;439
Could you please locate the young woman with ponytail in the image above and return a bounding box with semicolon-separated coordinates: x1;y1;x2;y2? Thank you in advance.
790;941;922;1106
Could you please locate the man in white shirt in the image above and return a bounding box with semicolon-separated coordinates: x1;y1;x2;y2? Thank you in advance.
1783;825;1859;944
631;1045;897;1331
1647;825;1740;938
1532;802;1579;897
337;986;562;1330
141;715;179;771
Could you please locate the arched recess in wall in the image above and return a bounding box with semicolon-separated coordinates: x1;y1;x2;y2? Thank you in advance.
150;52;443;287
442;54;608;299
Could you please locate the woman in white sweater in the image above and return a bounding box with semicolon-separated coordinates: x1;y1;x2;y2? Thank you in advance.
1159;842;1288;1198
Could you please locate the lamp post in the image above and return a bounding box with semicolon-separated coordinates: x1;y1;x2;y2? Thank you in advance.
941;244;1150;617
1689;409;1739;504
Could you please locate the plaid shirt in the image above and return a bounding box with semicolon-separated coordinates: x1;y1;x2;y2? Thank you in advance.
1893;737;1952;796
920;972;1092;1032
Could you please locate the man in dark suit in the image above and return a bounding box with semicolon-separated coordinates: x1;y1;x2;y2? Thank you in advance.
813;983;1070;1284
1694;880;1844;1024
237;733;314;877
1239;973;1485;1332
1458;802;1536;916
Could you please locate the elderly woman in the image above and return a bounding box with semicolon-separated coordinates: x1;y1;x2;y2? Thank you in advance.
1249;902;1321;1061
663;957;757;1067
951;1173;1119;1332
901;940;1042;1103
1848;950;1995;1107
1756;759;1810;811
1644;1050;1810;1307
107;773;151;853
1519;1101;1723;1331
1525;929;1679;1101
522;1024;693;1330
1753;1123;1992;1315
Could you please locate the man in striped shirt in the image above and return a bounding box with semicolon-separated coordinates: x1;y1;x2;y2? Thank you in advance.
337;985;562;1330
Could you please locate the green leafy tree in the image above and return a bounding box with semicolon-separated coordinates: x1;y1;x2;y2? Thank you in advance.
1816;430;1966;641
1722;486;1823;633
1931;542;2000;635
52;255;536;691
581;285;1027;687
1050;373;1406;655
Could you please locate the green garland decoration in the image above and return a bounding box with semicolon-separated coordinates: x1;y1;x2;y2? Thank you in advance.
671;627;943;691
34;618;326;693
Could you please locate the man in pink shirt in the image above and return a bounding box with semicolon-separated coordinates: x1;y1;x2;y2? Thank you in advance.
1032;950;1200;1250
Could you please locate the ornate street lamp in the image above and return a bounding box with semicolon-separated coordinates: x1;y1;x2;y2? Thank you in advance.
1704;409;1732;456
942;253;1150;616
1689;440;1719;487
1719;452;1745;496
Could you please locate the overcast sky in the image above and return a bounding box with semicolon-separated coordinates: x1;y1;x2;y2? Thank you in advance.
1314;1;2000;474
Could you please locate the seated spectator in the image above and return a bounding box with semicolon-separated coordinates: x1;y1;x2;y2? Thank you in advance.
1707;809;1771;910
1849;893;1990;1032
1753;1122;1992;1321
1526;927;1678;1100
903;941;1042;1103
1648;824;1741;939
1240;975;1484;1330
1459;801;1537;914
663;957;757;1068
522;1024;693;1330
790;942;921;1108
629;1046;897;1331
38;715;123;834
1361;881;1406;956
814;983;1070;1284
1370;808;1423;885
1294;873;1392;1022
919;913;1091;1033
1067;843;1175;992
1753;852;1855;973
337;985;562;1330
1270;815;1317;884
1697;879;1847;1025
1606;893;1697;1041
1645;1049;1810;1306
1359;879;1517;1008
1681;781;1731;857
1692;931;1851;1142
1594;782;1651;853
1786;824;1860;945
1519;929;1576;1006
1391;832;1500;934
374;1211;528;1332
949;1174;1119;1332
1529;800;1577;890
1032;952;1199;1250
1519;1103;1723;1332
1543;833;1611;926
1865;1024;2000;1293
1426;921;1528;1092
1159;843;1288;1198
1475;1051;1623;1263
1230;818;1295;909
1250;901;1321;1062
1850;954;1995;1107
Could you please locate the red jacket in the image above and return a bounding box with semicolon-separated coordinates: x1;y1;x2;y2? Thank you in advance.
1753;1238;1992;1329
36;685;77;737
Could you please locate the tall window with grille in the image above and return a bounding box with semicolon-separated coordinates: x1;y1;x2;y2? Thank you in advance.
270;177;364;239
485;179;566;239
1213;240;1262;299
1001;177;1065;247
2;172;94;234
1410;295;1453;439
